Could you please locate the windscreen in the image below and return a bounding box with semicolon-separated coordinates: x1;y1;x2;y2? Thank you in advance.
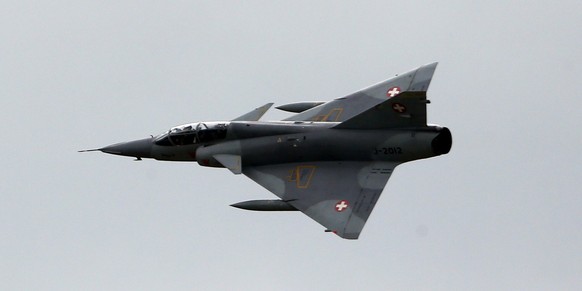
154;122;228;146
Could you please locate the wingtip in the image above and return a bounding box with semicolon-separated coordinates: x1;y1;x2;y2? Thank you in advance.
232;102;274;121
421;61;438;69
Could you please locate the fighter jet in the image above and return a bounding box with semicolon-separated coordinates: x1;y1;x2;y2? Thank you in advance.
81;62;452;239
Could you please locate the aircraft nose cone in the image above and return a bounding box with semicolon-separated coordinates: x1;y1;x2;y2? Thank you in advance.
100;137;153;159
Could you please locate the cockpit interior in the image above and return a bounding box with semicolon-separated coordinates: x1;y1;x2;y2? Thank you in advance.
154;122;228;146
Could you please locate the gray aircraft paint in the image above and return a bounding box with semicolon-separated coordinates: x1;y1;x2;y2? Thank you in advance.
284;62;437;122
82;63;451;239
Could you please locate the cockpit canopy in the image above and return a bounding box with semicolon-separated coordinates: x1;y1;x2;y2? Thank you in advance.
154;122;229;146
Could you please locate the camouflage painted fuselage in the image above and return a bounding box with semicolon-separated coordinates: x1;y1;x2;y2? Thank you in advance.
191;122;451;168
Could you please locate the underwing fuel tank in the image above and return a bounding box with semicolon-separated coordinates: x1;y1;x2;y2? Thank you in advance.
230;200;298;211
275;101;325;113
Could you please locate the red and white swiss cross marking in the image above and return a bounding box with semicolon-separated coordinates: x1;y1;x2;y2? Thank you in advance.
392;103;407;113
386;86;401;97
335;200;349;212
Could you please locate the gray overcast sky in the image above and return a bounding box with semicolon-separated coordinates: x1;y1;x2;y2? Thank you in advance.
1;1;581;290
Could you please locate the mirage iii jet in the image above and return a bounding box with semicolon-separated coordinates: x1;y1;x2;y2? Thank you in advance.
81;62;452;239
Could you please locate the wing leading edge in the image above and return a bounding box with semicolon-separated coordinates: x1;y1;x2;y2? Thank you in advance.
243;161;398;239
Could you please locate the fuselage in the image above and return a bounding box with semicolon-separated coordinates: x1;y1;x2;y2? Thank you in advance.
104;121;451;169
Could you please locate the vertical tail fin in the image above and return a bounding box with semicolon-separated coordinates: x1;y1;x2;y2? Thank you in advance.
284;62;438;122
